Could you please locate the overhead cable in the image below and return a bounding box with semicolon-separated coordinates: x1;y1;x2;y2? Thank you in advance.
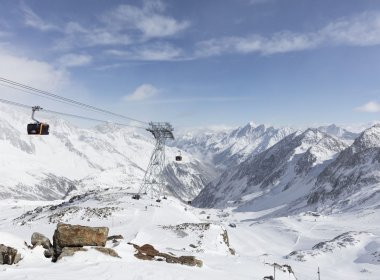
0;77;148;125
0;97;146;129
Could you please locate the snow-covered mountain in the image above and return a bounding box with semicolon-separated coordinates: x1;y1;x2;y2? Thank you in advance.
317;124;359;143
172;122;296;170
173;122;360;172
194;128;348;213
308;124;380;211
2;108;380;279
0;106;215;201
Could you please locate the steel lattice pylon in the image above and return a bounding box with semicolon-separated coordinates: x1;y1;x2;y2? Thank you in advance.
138;122;174;198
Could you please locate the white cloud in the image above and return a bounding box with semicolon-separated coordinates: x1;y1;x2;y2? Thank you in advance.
57;54;93;68
55;22;131;49
54;1;188;50
20;3;59;32
20;1;187;50
123;84;158;101
105;43;184;61
102;0;190;39
196;11;380;57
355;101;380;113
322;12;380;46
196;32;320;57
0;47;68;92
0;45;96;120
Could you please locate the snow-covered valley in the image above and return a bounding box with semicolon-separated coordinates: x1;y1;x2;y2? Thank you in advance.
2;192;380;279
1;107;380;279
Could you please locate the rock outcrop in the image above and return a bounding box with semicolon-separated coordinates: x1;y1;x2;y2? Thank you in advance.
0;244;21;265
52;223;109;262
53;223;109;248
131;243;203;267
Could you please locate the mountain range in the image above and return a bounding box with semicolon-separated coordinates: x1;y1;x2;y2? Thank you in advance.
1;105;379;216
193;124;380;216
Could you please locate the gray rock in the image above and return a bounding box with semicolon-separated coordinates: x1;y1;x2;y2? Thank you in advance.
31;232;52;249
94;247;120;258
44;248;54;258
132;243;202;267
107;234;124;241
0;244;21;265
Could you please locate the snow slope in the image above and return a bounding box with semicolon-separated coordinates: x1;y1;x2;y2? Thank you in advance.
1;188;380;279
0;105;215;201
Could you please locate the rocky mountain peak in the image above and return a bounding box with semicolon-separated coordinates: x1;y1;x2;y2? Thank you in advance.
317;124;359;142
352;125;380;151
232;122;262;138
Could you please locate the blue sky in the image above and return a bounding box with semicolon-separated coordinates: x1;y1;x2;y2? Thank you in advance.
0;0;380;129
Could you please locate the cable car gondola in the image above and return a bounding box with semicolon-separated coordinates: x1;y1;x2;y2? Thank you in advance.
132;194;140;200
27;106;49;135
175;150;182;161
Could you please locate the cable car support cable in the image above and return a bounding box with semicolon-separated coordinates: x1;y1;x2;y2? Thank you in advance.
0;77;148;125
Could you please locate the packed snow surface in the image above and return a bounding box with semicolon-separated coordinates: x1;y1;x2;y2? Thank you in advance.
1;191;380;279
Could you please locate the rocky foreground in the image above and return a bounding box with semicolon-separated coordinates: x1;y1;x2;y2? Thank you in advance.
2;222;204;268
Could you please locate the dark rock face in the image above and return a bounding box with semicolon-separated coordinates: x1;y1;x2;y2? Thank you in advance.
0;244;21;265
52;223;109;261
132;243;203;267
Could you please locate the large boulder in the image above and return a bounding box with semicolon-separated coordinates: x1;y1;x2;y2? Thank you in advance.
52;223;109;262
31;232;52;249
0;244;21;265
53;223;109;248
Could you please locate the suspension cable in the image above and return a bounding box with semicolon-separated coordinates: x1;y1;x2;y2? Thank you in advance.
0;82;104;112
0;98;146;129
0;76;148;125
0;82;102;113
